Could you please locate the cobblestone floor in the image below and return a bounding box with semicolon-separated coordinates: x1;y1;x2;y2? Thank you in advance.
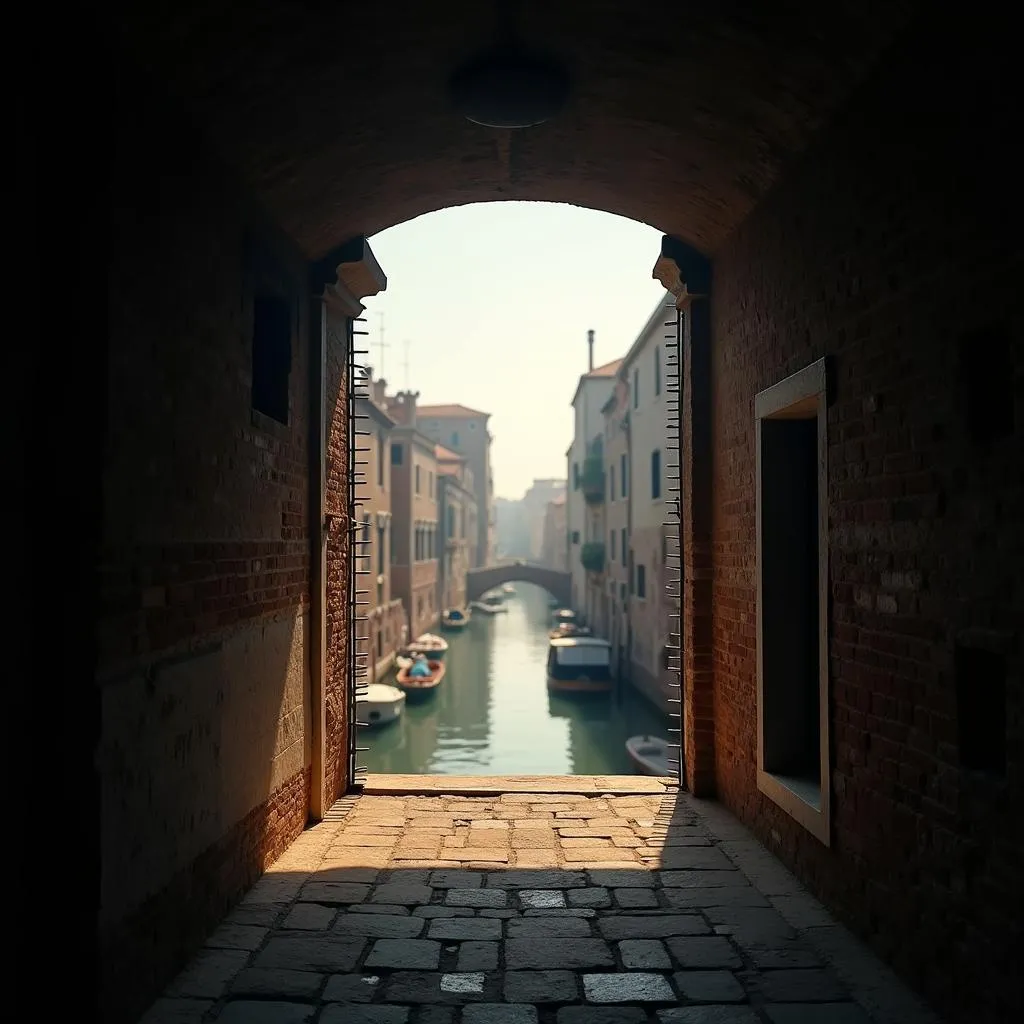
142;785;939;1024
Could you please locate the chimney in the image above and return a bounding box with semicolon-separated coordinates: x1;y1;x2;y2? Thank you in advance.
587;329;594;371
373;378;387;405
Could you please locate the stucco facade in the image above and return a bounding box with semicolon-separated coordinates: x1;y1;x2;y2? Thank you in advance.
540;495;568;573
567;352;621;622
603;378;631;679
387;392;440;639
356;377;405;681
417;405;494;568
436;444;477;613
623;295;676;712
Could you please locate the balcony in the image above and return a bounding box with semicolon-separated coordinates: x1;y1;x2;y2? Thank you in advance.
581;541;605;574
581;455;605;504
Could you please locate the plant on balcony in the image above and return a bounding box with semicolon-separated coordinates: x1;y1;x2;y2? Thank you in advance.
581;541;605;574
581;455;605;503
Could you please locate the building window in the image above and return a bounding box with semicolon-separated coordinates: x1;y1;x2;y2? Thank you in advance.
637;564;646;599
651;449;661;500
573;462;580;490
571;530;580;545
391;443;403;465
628;550;634;594
755;357;830;846
451;431;460;447
377;524;386;574
655;345;661;396
609;465;615;501
251;294;292;424
633;368;639;409
620;453;628;497
610;529;616;561
620;582;626;601
428;471;433;497
620;528;626;566
378;433;385;487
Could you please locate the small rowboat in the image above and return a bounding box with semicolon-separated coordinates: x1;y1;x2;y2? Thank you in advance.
502;584;515;595
396;659;446;699
361;683;405;727
403;632;449;659
626;735;671;777
441;608;470;630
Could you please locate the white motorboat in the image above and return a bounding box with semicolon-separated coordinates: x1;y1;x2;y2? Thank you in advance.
625;735;672;777
472;591;507;614
502;583;515;595
402;632;449;659
361;683;405;727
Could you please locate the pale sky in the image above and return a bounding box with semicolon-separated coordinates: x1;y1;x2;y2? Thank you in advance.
360;202;667;500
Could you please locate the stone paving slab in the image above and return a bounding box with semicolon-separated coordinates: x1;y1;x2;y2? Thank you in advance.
142;787;941;1024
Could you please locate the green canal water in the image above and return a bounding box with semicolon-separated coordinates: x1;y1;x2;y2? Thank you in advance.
363;582;668;775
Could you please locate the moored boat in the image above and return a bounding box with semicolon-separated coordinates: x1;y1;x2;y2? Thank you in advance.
395;658;446;699
546;636;613;694
403;632;449;659
626;735;671;777
361;683;406;727
472;591;507;614
441;608;470;630
548;622;592;639
502;583;515;595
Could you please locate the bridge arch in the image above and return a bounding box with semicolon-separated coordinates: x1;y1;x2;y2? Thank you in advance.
466;562;571;608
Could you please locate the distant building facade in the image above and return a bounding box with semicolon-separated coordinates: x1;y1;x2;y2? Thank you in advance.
567;332;620;624
386;391;440;639
540;494;568;573
602;377;631;680
417;404;494;568
357;372;405;681
494;496;530;559
522;477;567;561
436;444;477;613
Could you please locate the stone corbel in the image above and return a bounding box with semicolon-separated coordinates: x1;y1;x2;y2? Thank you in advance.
309;235;388;314
652;235;711;308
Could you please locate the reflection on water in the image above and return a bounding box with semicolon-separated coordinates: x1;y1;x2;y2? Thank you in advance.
364;582;668;775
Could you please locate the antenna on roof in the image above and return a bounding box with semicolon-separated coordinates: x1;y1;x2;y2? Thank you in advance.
587;329;594;371
374;311;389;377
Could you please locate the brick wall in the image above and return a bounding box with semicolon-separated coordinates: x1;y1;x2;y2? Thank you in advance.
707;18;1019;1024
96;56;322;1021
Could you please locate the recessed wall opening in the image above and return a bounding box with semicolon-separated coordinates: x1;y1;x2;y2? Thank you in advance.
955;643;1007;776
251;293;292;424
755;358;830;845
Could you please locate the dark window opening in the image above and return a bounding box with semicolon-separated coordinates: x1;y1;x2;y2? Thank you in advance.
959;327;1014;445
651;449;661;500
621;453;628;497
633;368;639;409
415;465;421;494
637;564;646;599
610;529;616;561
378;434;385;486
955;644;1006;775
391;443;404;465
610;465;616;501
571;529;580;544
621;528;627;566
629;550;635;594
760;416;820;786
251;293;292;424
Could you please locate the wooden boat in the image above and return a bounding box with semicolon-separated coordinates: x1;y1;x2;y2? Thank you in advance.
441;608;470;631
548;622;592;639
395;655;413;671
502;583;515;595
546;636;613;694
626;735;671;777
396;658;446;699
403;632;449;659
551;607;580;629
361;683;405;727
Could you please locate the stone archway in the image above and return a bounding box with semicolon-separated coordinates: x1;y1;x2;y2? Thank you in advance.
465;562;571;607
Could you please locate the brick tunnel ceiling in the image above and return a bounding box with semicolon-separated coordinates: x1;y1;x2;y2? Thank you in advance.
110;0;919;258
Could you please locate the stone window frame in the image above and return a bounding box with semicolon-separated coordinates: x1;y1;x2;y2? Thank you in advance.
754;356;831;847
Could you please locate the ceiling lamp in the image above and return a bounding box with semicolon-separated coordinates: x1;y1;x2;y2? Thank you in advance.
449;42;570;128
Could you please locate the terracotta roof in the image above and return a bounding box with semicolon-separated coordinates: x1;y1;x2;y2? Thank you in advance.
587;357;623;378
417;404;490;419
434;444;464;461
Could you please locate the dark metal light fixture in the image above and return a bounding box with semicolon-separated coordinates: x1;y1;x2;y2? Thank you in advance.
449;42;570;128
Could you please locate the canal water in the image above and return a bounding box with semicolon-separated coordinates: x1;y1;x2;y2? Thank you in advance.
364;582;669;775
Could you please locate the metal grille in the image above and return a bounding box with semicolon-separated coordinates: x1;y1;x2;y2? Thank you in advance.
347;315;372;789
663;304;684;786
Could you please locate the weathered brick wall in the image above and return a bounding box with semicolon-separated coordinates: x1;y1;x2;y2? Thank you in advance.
325;300;353;801
708;18;1019;1024
97;58;316;1022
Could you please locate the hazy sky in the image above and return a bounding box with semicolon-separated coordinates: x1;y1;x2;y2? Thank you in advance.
360;202;667;500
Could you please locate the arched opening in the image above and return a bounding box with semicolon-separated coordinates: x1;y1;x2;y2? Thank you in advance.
47;5;1018;1022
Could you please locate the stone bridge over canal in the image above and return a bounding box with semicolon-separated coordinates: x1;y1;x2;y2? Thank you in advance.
466;561;571;607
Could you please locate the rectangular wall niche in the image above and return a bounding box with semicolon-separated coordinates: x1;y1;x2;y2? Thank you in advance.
755;357;830;845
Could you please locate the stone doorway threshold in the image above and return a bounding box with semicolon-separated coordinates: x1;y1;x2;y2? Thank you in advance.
143;779;940;1024
361;774;672;797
